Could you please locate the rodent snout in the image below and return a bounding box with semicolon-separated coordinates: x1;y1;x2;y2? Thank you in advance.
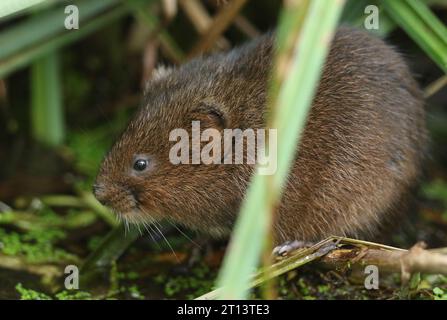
92;183;110;206
92;182;139;217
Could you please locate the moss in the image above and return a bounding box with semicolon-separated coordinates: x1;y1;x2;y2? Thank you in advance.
317;284;330;293
16;283;92;300
433;287;447;300
15;283;52;300
0;227;77;264
117;271;140;281
154;263;216;299
127;285;145;300
54;290;92;300
87;235;104;252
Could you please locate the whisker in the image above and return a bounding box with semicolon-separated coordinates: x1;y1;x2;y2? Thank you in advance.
136;222;143;236
166;219;201;249
142;221;162;249
151;219;179;262
124;219;130;236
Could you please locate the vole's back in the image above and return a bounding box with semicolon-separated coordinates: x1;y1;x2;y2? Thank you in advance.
274;28;427;242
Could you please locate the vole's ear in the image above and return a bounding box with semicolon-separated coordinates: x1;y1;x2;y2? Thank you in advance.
191;102;227;130
151;65;174;81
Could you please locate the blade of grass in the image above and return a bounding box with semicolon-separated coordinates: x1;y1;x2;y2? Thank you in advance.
0;0;47;18
215;0;345;299
30;51;64;146
80;191;118;227
0;0;121;62
341;0;372;23
0;4;129;78
424;74;447;98
382;0;447;73
341;0;395;37
0;0;61;23
407;0;447;43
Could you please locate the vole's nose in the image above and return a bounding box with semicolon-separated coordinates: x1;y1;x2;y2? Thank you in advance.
92;183;109;206
92;183;102;194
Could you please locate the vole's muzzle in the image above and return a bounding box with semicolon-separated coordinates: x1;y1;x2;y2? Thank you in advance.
92;183;110;206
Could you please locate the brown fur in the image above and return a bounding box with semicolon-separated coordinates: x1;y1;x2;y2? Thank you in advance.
94;27;427;244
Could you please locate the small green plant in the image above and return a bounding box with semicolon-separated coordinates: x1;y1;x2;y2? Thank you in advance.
54;290;92;300
155;264;216;299
15;283;51;300
16;283;93;300
0;226;77;264
433;287;447;300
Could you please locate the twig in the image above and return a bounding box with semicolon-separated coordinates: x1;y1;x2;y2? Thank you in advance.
233;15;261;38
0;254;62;280
196;237;447;300
161;0;178;21
208;0;260;38
320;242;447;286
424;74;447;98
0;209;96;231
187;0;249;58
179;0;230;49
40;195;86;208
198;237;338;300
0;253;63;290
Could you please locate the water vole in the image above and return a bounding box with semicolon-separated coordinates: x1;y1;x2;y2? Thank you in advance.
93;27;427;244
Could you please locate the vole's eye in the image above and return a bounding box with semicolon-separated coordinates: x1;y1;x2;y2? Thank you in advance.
133;159;148;171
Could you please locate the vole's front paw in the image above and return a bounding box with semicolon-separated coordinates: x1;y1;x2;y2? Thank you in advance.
272;240;314;257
